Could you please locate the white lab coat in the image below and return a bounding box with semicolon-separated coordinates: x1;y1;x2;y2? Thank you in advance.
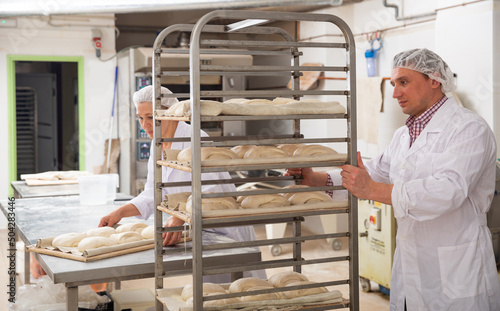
129;121;266;281
357;97;500;310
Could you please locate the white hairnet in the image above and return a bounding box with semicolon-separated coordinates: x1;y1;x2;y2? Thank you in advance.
392;48;456;93
132;85;178;109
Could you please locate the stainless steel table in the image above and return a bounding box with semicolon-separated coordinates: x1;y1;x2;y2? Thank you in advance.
11;181;80;198
0;196;262;310
10;181;133;201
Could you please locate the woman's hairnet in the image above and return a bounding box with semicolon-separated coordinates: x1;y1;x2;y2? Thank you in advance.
392;48;456;93
132;85;178;109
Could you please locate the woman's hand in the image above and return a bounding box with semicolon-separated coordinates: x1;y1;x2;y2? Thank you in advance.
99;210;122;227
162;216;185;246
98;203;141;227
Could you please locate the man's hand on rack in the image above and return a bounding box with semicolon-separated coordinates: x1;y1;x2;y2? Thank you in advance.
163;216;185;246
341;152;393;205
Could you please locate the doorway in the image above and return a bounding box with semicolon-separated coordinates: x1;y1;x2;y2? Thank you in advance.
7;56;85;185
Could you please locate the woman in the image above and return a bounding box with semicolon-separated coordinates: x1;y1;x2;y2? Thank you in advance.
99;85;265;280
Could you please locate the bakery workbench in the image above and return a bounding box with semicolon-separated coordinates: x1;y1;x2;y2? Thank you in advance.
0;196;262;311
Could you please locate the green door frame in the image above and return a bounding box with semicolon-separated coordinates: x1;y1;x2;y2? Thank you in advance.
7;55;85;196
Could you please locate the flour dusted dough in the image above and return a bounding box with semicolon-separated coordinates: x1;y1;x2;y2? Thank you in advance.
240;194;290;209
186;196;238;213
84;226;116;238
288;191;333;205
281;185;311;200
164;99;223;117
115;222;148;234
177;147;240;162
277;144;302;155
244;146;290;159
110;232;142;244
181;283;226;301
230;145;256;158
56;170;91;180
141;225;154;239
268;271;309;287
282;281;328;299
273;97;298;105
77;236;118;252
293;145;337;157
241;99;274;105
240;285;284;302
229;277;273;293
223;98;248;104
52;232;86;248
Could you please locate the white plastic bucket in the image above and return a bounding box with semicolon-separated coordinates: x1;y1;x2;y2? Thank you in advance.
78;174;118;205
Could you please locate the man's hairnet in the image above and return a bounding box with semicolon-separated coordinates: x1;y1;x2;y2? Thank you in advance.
132;85;178;109
392;48;456;93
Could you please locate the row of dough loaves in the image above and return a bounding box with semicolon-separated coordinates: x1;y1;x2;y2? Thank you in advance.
159;97;346;117
175;144;337;162
181;271;328;306
183;185;332;213
51;222;154;252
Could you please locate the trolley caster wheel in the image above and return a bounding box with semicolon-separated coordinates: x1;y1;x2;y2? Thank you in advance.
360;277;371;292
270;244;282;256
330;238;342;251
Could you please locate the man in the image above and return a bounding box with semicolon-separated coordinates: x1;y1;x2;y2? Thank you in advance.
288;48;500;310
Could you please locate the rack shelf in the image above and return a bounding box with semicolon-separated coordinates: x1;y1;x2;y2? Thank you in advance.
152;10;358;311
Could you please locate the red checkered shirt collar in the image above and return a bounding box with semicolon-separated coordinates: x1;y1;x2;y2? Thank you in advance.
405;95;448;147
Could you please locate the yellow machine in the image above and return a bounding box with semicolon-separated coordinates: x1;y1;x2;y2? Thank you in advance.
358;199;396;293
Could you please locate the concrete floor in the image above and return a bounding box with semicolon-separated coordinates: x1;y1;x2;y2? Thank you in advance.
0;225;391;310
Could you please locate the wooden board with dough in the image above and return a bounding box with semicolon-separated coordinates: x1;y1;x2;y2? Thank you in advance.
29;236;192;262
156;283;347;311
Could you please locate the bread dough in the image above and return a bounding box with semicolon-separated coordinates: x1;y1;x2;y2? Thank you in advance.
77;236;118;252
273;97;298;105
281;185;311;200
56;170;91;180
268;271;309;287
141;225;155;239
110;232;143;244
52;232;86;248
239;285;284;302
244;146;290;159
280;100;346;115
289;191;333;205
277;144;302;155
282;281;328;299
84;226;116;238
293;145;337;157
220;102;283;116
240;194;290;209
186;196;238;213
115;222;149;234
177;147;240;162
230;145;256;158
223;98;248;104
229;277;273;293
181;283;226;301
164;99;223;117
241;99;274;105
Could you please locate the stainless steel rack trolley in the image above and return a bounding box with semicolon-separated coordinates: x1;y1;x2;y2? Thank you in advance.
152;10;358;310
